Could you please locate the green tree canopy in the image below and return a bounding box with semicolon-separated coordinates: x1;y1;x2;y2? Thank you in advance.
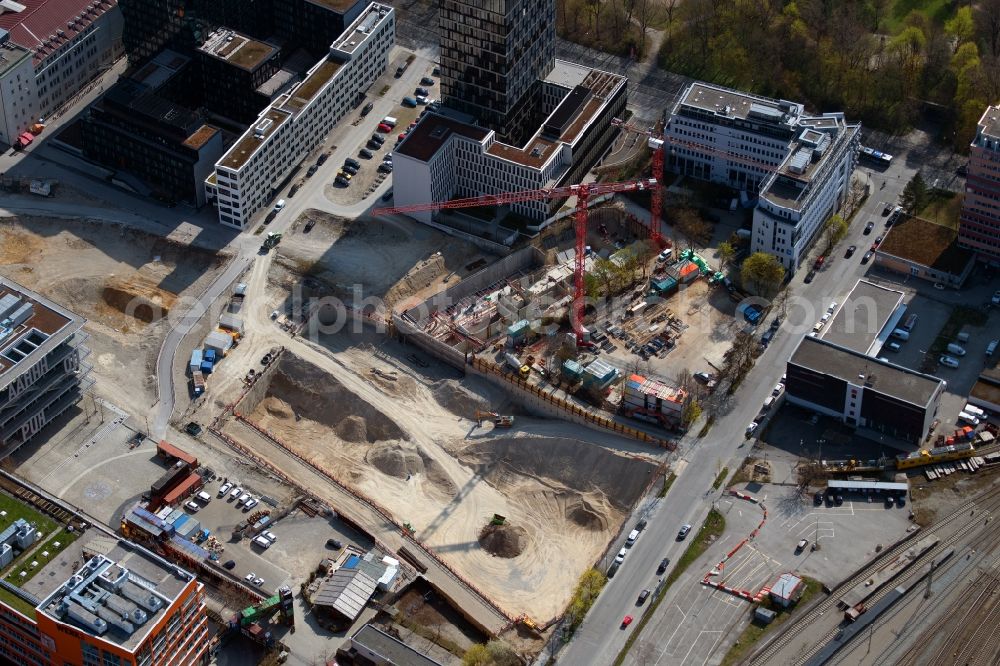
740;252;785;297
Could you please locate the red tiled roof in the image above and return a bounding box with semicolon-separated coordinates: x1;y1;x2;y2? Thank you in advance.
0;0;118;64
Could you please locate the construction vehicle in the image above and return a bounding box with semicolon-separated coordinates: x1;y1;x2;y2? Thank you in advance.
260;232;282;253
844;602;867;622
374;178;658;345
474;410;514;428
231;586;294;647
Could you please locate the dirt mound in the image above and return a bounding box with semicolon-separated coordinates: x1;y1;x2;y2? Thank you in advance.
262;397;293;419
431;377;509;418
0;228;44;265
102;277;175;323
336;415;368;442
566;498;610;531
367;443;425;479
459;437;656;512
478;523;529;558
417;448;458;496
253;353;407;443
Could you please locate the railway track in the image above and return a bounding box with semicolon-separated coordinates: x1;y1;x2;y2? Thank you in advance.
748;483;1000;666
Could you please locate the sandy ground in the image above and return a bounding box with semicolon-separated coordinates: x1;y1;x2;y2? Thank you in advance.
277;209;487;310
224;347;656;619
0;216;226;417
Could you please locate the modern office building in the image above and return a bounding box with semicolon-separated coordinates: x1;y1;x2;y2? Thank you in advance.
958;105;1000;264
785;336;945;444
204;3;394;228
394;61;626;225
0;278;92;458
196;28;279;124
0;0;123;147
0;491;209;666
81;77;224;206
665;82;860;272
439;0;554;143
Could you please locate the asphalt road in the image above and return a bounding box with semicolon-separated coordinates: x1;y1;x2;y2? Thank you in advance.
556;161;916;666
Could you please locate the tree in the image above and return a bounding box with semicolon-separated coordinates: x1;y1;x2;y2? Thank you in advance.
681;399;702;427
823;214;849;252
900;172;929;215
463;644;491;666
717;241;736;269
945;7;976;49
867;0;891;33
977;0;1000;58
772;286;791;320
740;252;785;297
720;330;757;386
673;207;712;248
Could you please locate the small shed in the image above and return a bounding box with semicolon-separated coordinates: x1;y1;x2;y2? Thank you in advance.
562;359;583;380
507;319;531;339
583;358;618;389
769;573;805;608
651;276;678;294
204;331;233;355
754;607;777;624
219;313;244;334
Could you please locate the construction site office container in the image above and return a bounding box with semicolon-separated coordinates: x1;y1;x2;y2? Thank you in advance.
204;331;233;355
507;319;531;338
562;359;583;380
219;313;244;333
189;349;203;370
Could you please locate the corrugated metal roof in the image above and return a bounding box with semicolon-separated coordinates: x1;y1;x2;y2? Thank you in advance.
771;573;802;599
312;569;377;621
827;480;907;491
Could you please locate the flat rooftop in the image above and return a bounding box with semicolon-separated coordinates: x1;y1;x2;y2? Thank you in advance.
131;50;190;90
677;82;800;124
791;336;943;407
396;113;489;162
307;0;362;11
334;5;390;54
0;279;83;381
182;125;219;151
0;41;31;77
877;215;973;276
198;29;276;71
350;624;444;666
31;533;194;651
218;107;290;171
978;105;1000;142
822;280;905;355
285;58;342;110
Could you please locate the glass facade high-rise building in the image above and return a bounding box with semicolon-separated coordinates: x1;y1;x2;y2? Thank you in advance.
439;0;555;144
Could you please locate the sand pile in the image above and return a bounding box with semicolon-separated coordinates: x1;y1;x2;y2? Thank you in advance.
102;277;175;323
256;354;408;443
417;448;458;496
431;377;509;418
367;443;424;478
479;523;529;558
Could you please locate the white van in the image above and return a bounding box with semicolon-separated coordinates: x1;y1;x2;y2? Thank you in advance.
958;411;980;426
763;396;776;411
946;343;966;356
382;116;398;127
252;536;272;549
626;529;640;546
196;491;212;503
273;199;286;212
964;404;986;419
987;340;998;357
891;328;909;341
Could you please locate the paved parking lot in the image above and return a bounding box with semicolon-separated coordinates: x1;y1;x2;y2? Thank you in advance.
625;484;913;666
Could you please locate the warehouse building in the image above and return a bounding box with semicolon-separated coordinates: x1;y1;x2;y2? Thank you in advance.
818;280;905;357
785;336;945;444
0;278;92;458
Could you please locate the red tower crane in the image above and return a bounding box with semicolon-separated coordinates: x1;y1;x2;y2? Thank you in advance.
372;177;658;344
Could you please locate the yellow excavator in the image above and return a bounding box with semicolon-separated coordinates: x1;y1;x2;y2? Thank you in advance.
474;410;514;428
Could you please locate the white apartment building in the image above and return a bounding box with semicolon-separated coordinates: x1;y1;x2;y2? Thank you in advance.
752;117;860;272
0;0;123;147
0;35;35;147
205;3;395;229
665;82;859;272
393;60;626;225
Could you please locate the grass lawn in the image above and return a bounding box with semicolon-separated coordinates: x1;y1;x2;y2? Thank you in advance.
658;472;677;498
3;531;79;588
884;0;954;34
614;509;726;665
719;576;823;666
0;493;58;537
713;467;730;490
919;191;962;231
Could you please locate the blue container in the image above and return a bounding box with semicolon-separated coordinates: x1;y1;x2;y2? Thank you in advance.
189;349;203;368
200;361;214;374
203;349;217;362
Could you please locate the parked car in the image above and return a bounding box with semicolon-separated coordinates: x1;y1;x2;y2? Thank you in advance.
421;76;435;86
360;149;375;160
326;538;343;549
184;501;200;512
185;422;202;436
361;101;374;115
223;560;236;570
657;557;670;574
694;372;714;384
677;524;692;540
335;176;349;186
415;87;429;97
230;486;243;500
369;134;385;145
939;355;960;368
814;492;823;505
377;122;392;133
342;164;358;175
795;539;809;553
845;245;856;258
402;96;417;107
883;203;894;215
745;421;759;438
772;383;784;397
345;158;361;169
253;577;264;587
378;162;393;173
861;251;873;264
306;164;319;177
245;572;256;582
614;547;626;564
637;590;650;605
243;497;258;510
367;139;382;149
864;221;875;234
218;482;233;497
237;492;251;506
886;341;901;352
